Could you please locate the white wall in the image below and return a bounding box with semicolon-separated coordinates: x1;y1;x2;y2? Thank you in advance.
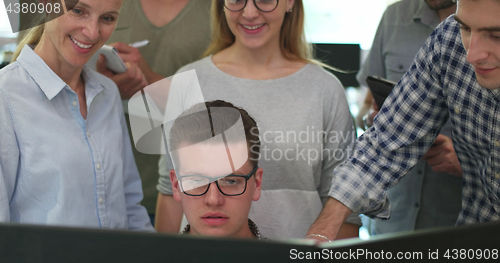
304;0;399;49
0;0;400;47
0;0;18;38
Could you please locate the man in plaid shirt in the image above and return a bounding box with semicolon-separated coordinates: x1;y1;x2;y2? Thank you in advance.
307;0;500;242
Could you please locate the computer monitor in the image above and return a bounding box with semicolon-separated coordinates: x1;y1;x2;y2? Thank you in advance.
313;43;360;88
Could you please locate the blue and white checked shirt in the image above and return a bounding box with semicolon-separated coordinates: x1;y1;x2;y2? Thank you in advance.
330;16;500;225
0;45;153;231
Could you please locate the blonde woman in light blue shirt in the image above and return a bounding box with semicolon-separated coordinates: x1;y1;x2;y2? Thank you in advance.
0;0;153;231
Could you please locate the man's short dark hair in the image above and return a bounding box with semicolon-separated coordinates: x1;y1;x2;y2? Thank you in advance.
169;100;260;167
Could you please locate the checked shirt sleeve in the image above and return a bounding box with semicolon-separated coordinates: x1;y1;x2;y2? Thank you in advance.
329;19;457;219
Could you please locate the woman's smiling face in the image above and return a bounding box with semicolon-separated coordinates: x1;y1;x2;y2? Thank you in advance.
41;0;122;68
223;0;295;51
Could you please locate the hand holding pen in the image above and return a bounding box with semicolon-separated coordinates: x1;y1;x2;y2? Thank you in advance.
109;41;150;72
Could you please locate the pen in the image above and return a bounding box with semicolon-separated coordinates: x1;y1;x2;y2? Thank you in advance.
130;40;150;48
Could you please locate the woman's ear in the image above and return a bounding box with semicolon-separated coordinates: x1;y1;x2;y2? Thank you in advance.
286;0;295;11
170;169;183;202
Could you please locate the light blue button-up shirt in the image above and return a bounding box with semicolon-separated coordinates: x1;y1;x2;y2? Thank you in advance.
0;45;153;231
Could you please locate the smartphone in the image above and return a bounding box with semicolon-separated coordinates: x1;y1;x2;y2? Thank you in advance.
88;45;128;74
366;76;397;109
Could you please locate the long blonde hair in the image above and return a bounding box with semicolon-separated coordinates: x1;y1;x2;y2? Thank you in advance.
12;0;73;62
11;16;45;62
203;0;313;63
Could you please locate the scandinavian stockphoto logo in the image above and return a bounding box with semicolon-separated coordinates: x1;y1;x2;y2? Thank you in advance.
128;70;355;167
3;0;78;33
127;69;204;156
127;70;248;186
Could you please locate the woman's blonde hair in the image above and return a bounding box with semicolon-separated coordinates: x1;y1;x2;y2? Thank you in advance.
11;12;45;63
11;0;73;62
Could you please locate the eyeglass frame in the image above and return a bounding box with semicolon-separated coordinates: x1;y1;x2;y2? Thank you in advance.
223;0;280;13
176;166;259;196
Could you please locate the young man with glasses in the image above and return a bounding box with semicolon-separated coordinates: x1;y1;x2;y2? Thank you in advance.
168;100;264;239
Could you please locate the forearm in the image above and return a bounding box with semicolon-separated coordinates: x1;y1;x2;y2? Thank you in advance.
155;193;184;233
307;197;353;241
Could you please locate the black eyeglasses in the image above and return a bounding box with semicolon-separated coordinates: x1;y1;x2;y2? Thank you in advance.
177;166;259;196
224;0;279;12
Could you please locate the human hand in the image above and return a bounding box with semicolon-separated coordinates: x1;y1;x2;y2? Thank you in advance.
96;54;148;100
422;134;463;177
109;42;154;81
363;99;380;129
305;234;332;244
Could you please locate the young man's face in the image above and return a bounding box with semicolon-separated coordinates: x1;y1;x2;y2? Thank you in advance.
171;142;263;238
456;0;500;90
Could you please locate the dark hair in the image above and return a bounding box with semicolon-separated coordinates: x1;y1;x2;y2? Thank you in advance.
169;100;260;167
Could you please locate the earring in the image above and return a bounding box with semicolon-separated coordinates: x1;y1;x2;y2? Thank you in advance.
288;9;292;13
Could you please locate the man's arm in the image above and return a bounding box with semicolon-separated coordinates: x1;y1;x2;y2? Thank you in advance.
307;198;353;242
423;134;463;177
311;20;454;240
317;78;361;239
154;193;184;233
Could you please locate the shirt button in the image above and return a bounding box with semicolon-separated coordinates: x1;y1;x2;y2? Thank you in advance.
495;140;500;147
454;107;460;114
98;198;104;204
496;172;500;179
86;131;90;137
96;163;101;170
72;101;78;107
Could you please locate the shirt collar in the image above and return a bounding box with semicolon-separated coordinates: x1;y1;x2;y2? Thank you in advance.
16;44;104;100
81;65;104;102
413;1;441;29
16;45;67;100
